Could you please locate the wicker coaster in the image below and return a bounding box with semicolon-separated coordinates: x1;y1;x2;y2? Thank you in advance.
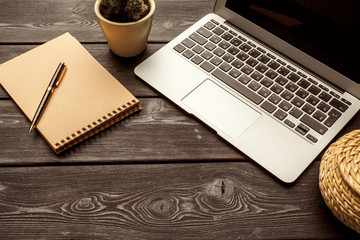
319;129;360;233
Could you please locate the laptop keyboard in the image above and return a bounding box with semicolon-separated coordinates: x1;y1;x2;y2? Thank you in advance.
173;19;353;143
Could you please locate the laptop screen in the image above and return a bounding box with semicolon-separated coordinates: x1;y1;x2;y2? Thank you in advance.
225;0;360;84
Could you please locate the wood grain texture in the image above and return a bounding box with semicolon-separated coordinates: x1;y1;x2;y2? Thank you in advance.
0;44;162;99
1;0;360;239
0;0;215;43
1;96;359;165
0;162;359;240
0;98;243;165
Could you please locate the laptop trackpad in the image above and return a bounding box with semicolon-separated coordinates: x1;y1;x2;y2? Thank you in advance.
182;79;261;139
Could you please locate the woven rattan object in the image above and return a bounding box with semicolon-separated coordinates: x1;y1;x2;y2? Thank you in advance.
319;129;360;233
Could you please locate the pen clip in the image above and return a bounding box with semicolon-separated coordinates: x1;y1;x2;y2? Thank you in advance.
55;64;67;88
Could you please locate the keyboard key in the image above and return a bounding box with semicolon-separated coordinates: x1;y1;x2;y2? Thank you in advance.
279;100;292;111
212;69;264;104
260;77;273;87
313;110;327;122
191;55;203;65
222;53;235;63
236;52;249;61
197;27;212;38
308;85;321;95
270;84;284;94
230;38;242;46
278;66;290;76
210;35;222;44
193;45;205;54
182;38;195;48
296;123;310;135
258;87;272;97
189;32;207;45
285;82;298;92
246;58;259;67
341;98;352;105
200;61;215;72
227;46;240;55
285;119;296;128
317;102;331;113
201;51;213;60
300;114;328;135
319;92;332;102
274;109;287;120
275;76;288;86
324;109;341;127
238;75;251;85
182;49;194;59
210;19;219;25
241;65;254;75
231;59;244;69
248;81;261;91
219;40;230;49
258;55;271;64
277;59;286;65
239;43;251;52
210;56;223;66
266;53;276;59
306;95;320;106
291;97;305;108
248;49;261;58
265;69;278;79
228;69;241;78
214;47;226;57
250;71;263;81
221;32;234;41
268;60;280;70
287;72;300;82
261;101;277;113
302;103;316;115
280;90;294;101
306;134;318;143
255;63;268;73
295;88;309;99
204;42;216;51
330;91;340;98
268;94;282;104
219;62;232;72
289;107;303;118
298;79;311;89
213;27;225;35
329;98;349;112
204;21;216;30
174;44;186;53
220;24;228;30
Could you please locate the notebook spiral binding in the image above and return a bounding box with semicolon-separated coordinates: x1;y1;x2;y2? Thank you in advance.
54;99;141;154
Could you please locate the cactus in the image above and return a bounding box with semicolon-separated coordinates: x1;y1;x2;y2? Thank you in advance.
99;0;150;23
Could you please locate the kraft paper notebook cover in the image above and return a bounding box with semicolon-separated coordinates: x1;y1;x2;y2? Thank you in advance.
0;32;141;154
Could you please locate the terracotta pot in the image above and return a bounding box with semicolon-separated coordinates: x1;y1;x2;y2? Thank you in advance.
94;0;155;57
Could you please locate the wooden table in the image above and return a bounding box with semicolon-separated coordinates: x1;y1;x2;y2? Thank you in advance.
1;0;359;239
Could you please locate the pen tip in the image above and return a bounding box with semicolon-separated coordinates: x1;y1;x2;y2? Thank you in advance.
29;125;35;133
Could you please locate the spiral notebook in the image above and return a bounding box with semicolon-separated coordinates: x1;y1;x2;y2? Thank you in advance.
0;32;141;154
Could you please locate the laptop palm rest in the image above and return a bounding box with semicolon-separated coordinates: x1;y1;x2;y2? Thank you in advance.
181;79;261;139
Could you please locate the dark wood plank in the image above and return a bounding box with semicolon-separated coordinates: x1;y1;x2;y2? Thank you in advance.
0;44;162;99
1;96;359;166
0;98;243;165
0;0;215;43
0;162;358;240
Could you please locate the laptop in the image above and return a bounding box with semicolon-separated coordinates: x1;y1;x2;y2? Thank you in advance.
135;0;360;183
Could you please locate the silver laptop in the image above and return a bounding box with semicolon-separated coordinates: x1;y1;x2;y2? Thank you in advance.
135;0;360;183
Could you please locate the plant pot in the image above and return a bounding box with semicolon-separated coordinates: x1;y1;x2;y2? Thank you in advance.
94;0;155;57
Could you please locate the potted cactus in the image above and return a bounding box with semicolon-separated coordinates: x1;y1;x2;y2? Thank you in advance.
94;0;156;57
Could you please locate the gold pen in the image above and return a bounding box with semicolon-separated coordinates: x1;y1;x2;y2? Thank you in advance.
29;62;67;133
